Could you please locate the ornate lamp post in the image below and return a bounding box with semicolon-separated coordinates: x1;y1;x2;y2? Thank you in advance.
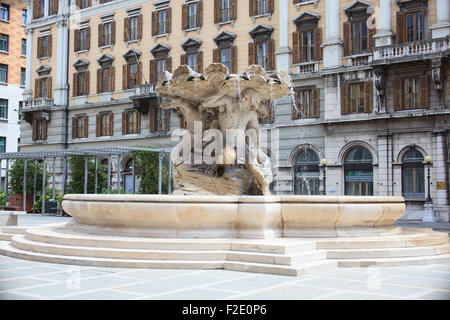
320;158;328;195
423;156;436;223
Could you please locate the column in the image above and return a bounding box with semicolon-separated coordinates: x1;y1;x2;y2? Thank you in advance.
23;1;33;101
431;0;450;39
374;0;393;47
54;16;69;106
322;0;342;69
377;132;392;196
432;130;449;222
275;0;290;72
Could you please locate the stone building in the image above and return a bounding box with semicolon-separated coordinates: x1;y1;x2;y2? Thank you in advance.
0;0;27;186
19;0;450;222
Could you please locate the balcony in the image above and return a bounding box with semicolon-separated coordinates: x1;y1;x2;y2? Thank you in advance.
130;84;160;115
347;53;372;67
294;61;319;75
373;37;450;64
24;97;54;109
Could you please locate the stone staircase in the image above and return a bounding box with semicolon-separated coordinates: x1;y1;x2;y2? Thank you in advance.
0;223;449;277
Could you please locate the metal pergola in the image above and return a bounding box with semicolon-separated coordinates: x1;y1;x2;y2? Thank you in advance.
0;147;172;214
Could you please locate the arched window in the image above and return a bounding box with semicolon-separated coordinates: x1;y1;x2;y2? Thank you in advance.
294;149;320;195
344;146;373;196
402;149;425;199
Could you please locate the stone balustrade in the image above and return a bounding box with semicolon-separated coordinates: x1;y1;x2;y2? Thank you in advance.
373;37;450;61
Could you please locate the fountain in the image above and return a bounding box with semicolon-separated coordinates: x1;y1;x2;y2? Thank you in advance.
0;64;448;275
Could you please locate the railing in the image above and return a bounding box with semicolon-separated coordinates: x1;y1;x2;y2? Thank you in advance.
348;54;372;67
373;37;449;61
133;83;156;96
24;98;54;108
297;62;319;75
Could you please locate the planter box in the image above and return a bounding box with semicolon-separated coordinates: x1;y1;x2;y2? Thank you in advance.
8;194;34;213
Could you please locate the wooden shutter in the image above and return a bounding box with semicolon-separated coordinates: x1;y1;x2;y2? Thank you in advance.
152;11;157;36
368;23;376;53
396;12;405;44
248;42;256;65
393;78;402;110
150;59;157;83
267;39;275;70
213;48;220;63
47;35;52;57
42;119;47;140
180;54;188;65
364;81;373;113
214;0;220;24
268;0;274;14
136;111;141;134
340;83;349;115
83;115;88;137
73;73;78;96
122;111;127;135
314;28;322;60
108;112;114;136
231;46;237;73
249;0;255;17
312;88;320;118
149;108;156;132
292;32;300;64
197;1;203;27
124;17;129;42
37;37;42;58
230;0;237;21
35;79;40;98
111;21;116;45
72;117;77;139
182;4;188;30
52;0;58;15
137;15;143;40
98;24;104;47
137;66;142;85
419;75;429;108
47;77;52;98
197;52;203;73
96;114;101;136
84;71;90;95
33;0;40;19
74;29;79;52
343;22;352;56
97;69;102;93
166;57;172;72
122;64;129;90
166;8;172;34
109;67;115;92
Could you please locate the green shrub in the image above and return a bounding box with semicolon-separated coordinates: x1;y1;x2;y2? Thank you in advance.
65;156;107;194
8;159;49;195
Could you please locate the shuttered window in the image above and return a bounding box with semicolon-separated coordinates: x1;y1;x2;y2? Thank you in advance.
48;0;58;16
122;109;140;135
341;82;372;115
215;0;236;23
37;35;51;58
35;77;52;98
292;88;319;119
394;75;428;110
187;53;197;72
220;47;231;71
123;63;142;90
344;20;376;56
406;11;424;42
33;0;45;19
189;3;198;29
249;39;274;71
32;118;47;141
182;1;202;30
75;28;90;52
97;67;115;93
78;0;92;9
352;21;368;55
96;111;113;137
72;115;88;139
150;107;170;133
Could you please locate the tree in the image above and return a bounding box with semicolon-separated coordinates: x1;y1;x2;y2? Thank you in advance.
66;156;107;194
8;159;49;195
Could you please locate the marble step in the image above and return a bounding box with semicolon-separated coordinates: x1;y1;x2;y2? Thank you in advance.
336;254;450;267
0;233;13;241
1;226;28;235
227;249;326;266
24;226;317;254
327;243;450;259
224;260;337;277
317;232;448;249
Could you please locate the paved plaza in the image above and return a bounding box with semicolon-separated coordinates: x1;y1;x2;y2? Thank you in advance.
0;215;449;300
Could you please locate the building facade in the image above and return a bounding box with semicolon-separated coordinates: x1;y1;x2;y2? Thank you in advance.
20;0;450;222
0;0;27;185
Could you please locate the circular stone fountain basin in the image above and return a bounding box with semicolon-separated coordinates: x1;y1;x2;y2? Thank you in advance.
62;195;405;239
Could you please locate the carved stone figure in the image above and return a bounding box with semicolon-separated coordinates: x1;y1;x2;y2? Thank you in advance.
156;63;293;195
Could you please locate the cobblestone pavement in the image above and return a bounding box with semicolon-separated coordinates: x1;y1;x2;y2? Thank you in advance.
0;215;449;300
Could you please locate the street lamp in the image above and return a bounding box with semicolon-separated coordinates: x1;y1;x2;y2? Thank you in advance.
423;155;435;223
320;158;327;195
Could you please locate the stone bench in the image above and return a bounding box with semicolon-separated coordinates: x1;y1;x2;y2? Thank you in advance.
0;211;27;226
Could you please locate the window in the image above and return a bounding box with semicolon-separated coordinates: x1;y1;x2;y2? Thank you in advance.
215;0;236;24
301;30;315;62
153;107;170;132
294;149;320;195
104;22;112;46
158;10;167;35
33;0;45;19
77;28;88;51
97;67;114;93
220;47;231;71
352;21;368;55
1;3;9;21
122;109;140;135
292;13;322;63
256;0;268;15
0;137;5;152
157;59;166;80
32;118;47;141
79;0;91;9
181;39;203;73
150;44;171;83
22;9;27;25
220;0;231;22
130;16;139;41
188;2;198;29
256;41;268;69
123;63;141;90
72;115;88;139
99;21;115;47
406;11;424;42
125;15;142;42
96;112;113;137
404;77;419;109
213;31;237;73
344;146;373;196
0;99;7;119
341;82;372;115
0;34;7;52
402;149;425;199
343;2;375;56
20;68;26;86
38;35;51;58
0;64;7;83
48;0;58;16
152;9;171;36
35;77;52;98
292;88;319;119
249;25;275;71
73;71;89;96
187;53;198;72
22;39;27;56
